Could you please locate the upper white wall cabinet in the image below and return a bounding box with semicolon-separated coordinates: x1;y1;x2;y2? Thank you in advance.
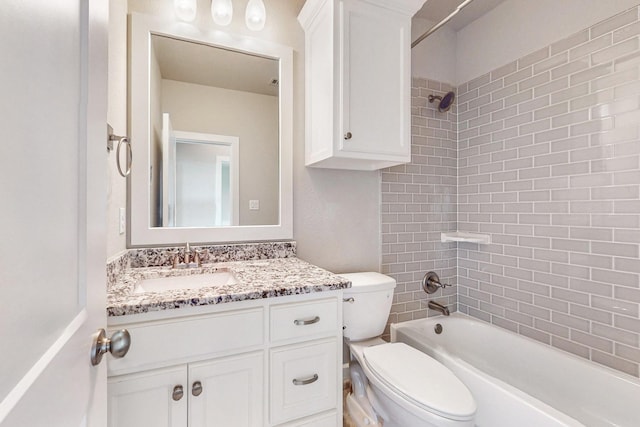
298;0;424;171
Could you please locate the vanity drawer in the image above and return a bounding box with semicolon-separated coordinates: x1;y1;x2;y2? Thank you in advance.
270;299;338;343
270;339;338;425
107;308;264;375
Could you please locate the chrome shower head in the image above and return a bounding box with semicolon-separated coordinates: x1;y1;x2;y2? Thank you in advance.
428;91;456;112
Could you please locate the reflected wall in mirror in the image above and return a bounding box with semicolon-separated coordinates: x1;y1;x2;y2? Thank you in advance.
129;13;293;246
150;35;279;229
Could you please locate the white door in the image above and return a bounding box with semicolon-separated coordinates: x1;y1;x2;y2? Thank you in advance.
0;0;108;426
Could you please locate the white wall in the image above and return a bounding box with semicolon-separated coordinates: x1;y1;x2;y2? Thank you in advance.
411;0;640;85
456;0;640;83
411;16;457;83
161;79;279;226
107;0;381;273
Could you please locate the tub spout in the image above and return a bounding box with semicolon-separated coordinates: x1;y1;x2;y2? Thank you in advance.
428;300;450;316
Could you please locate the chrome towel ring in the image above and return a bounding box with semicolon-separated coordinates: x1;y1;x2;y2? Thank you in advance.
107;124;132;177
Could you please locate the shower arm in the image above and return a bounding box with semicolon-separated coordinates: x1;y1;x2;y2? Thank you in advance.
411;0;476;49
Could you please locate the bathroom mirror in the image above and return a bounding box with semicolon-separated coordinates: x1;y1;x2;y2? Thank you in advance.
129;13;292;246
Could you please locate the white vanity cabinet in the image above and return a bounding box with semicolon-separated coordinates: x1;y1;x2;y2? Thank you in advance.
108;354;263;427
108;365;187;427
298;0;424;171
107;292;343;427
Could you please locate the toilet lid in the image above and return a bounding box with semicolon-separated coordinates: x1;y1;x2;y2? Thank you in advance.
363;343;476;421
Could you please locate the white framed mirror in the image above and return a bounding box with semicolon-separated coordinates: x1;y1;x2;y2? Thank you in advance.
128;13;293;246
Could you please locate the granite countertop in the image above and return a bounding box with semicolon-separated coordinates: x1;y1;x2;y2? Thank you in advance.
107;257;351;316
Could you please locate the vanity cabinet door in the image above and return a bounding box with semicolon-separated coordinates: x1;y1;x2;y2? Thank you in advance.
339;0;410;161
188;351;264;427
108;366;188;427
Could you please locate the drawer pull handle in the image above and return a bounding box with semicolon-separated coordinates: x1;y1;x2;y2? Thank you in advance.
192;381;203;397
294;316;320;326
172;385;184;401
343;297;355;303
293;374;319;386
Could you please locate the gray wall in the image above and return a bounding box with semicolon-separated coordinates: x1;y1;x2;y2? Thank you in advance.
456;7;640;377
381;78;458;339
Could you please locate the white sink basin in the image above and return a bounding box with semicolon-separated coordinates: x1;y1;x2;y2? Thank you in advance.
134;270;238;294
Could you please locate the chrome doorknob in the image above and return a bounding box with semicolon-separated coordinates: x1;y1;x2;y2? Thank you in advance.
90;329;131;366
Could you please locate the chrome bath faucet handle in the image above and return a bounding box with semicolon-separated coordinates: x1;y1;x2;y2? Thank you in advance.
422;271;450;294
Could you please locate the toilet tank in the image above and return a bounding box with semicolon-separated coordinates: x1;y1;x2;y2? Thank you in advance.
341;272;396;341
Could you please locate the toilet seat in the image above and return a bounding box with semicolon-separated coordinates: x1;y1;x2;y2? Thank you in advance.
363;343;476;422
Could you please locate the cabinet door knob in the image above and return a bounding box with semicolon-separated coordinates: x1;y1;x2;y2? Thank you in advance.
192;381;203;397
294;316;320;326
292;374;319;386
344;132;352;140
172;385;184;401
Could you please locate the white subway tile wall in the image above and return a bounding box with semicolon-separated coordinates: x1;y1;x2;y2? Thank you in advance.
381;78;458;338
457;6;640;377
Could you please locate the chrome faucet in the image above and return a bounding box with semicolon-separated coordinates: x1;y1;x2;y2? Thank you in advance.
172;243;202;268
428;300;450;316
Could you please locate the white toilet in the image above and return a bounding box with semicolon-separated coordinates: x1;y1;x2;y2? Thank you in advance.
341;272;476;427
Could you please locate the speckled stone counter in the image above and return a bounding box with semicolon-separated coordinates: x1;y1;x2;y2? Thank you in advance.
107;257;351;317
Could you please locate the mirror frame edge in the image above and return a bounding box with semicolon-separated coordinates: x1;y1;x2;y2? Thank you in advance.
127;13;293;247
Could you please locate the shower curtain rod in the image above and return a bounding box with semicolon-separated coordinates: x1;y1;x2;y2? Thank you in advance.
411;0;476;48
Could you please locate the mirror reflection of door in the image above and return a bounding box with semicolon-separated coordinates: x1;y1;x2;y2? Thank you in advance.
162;113;239;227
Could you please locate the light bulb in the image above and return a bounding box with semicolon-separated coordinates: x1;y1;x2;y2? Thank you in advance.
245;0;266;31
211;0;233;26
174;0;197;22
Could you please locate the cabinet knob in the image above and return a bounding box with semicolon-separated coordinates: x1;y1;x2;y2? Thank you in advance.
344;132;352;140
172;385;184;401
192;381;203;397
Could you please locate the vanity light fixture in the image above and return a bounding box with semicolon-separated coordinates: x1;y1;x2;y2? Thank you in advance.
211;0;233;26
174;0;197;22
245;0;266;31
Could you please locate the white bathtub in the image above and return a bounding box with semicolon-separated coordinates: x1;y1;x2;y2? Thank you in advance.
391;313;640;427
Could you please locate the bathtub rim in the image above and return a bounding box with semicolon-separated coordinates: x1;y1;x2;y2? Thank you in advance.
390;312;640;386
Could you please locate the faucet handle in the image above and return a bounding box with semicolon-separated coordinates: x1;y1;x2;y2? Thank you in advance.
422;271;449;294
193;250;201;267
172;255;181;269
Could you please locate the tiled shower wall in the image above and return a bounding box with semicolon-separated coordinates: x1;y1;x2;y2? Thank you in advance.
456;7;640;377
381;78;458;337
